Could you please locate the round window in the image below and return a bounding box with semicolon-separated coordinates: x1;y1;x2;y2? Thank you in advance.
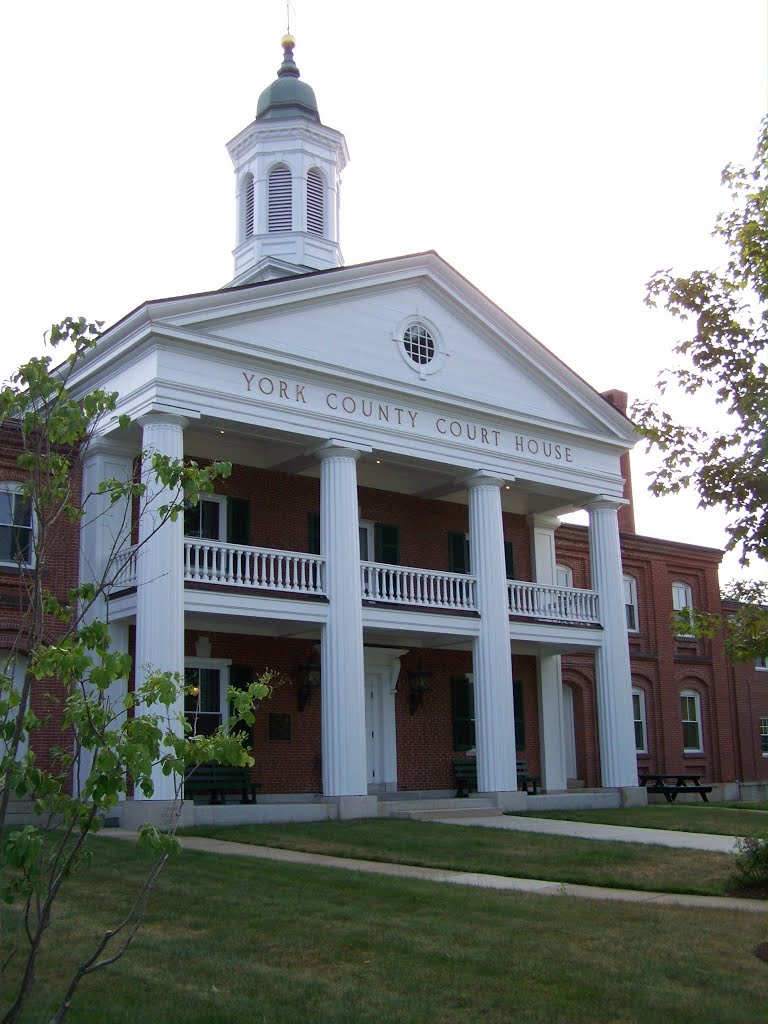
402;323;436;366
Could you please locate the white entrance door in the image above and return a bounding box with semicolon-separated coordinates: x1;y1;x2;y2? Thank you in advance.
562;683;577;779
363;648;407;793
365;673;385;788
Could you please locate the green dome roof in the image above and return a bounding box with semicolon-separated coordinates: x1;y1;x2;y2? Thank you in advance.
256;35;320;123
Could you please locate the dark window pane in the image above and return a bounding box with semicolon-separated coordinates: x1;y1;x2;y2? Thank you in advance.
0;493;13;526
200;500;220;540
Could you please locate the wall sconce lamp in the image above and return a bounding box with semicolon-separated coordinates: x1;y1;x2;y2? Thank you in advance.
408;667;433;715
297;664;321;712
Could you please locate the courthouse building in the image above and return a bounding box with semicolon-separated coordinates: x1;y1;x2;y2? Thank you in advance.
8;37;767;823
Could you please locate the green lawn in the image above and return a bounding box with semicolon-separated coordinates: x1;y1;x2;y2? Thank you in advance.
182;818;741;898
2;838;766;1024
513;803;768;837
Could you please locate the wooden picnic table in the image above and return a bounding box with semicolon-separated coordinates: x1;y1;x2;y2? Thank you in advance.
639;773;712;803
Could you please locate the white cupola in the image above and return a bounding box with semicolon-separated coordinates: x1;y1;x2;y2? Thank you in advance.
226;35;349;286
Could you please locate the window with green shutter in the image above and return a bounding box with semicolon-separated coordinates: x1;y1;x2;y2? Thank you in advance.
452;677;475;750
229;664;254;739
375;523;400;565
504;541;515;580
308;511;321;554
226;497;250;545
449;532;470;573
451;677;524;751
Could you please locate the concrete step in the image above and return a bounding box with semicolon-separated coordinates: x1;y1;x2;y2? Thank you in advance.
399;806;504;821
378;797;497;818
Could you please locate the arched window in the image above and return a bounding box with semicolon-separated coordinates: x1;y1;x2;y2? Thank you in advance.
632;687;647;753
268;164;292;232
680;689;703;752
243;172;255;238
0;484;33;566
306;168;324;236
624;575;639;632
671;580;694;637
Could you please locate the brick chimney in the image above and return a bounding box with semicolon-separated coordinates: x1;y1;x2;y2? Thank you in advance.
600;389;636;534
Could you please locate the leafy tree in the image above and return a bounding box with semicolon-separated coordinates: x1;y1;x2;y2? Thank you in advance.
0;318;272;1022
633;115;768;566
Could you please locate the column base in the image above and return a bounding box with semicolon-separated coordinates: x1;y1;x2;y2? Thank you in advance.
120;799;194;831
491;790;529;812
616;786;648;808
321;795;379;820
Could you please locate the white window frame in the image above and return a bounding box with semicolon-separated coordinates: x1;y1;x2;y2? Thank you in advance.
393;315;447;379
184;657;232;736
671;581;695;638
555;564;573;589
359;519;375;562
184;494;227;541
756;656;768;671
760;716;768;757
0;483;34;568
632;687;647;753
624;575;639;633
680;689;703;753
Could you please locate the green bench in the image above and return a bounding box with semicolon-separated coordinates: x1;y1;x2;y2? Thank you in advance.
183;762;261;804
452;758;540;797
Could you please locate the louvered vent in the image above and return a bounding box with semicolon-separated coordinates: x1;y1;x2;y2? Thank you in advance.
307;169;324;236
243;173;255;237
268;165;292;232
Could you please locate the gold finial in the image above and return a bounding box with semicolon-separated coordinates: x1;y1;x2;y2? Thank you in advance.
281;32;295;49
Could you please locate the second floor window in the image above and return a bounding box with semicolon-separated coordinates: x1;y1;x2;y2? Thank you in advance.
671;581;695;638
624;575;639;632
0;486;33;566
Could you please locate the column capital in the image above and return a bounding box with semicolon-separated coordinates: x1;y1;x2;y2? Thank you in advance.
314;439;372;463
584;495;629;514
463;471;511;491
137;412;190;432
528;513;562;531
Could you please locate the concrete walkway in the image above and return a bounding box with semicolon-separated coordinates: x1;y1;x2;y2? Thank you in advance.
102;825;764;913
430;813;740;853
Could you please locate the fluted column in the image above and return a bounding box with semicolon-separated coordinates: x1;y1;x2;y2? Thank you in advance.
587;497;637;787
135;414;188;801
466;473;517;793
529;514;567;792
75;438;134;797
317;442;368;797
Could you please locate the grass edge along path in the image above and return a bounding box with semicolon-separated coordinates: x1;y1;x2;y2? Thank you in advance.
180;818;749;899
511;803;768;837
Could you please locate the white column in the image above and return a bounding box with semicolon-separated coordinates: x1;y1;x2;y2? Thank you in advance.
587;497;637;788
466;473;517;793
75;439;135;797
134;414;188;801
317;442;369;797
529;514;567;792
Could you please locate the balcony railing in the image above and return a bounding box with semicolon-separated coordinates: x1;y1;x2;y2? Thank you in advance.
361;562;477;611
109;540;599;627
112;546;138;589
184;540;326;595
508;580;600;625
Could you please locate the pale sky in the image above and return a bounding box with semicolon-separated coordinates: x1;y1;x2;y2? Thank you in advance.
1;0;766;580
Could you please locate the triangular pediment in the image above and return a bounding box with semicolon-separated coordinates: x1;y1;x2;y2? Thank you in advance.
142;253;634;449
